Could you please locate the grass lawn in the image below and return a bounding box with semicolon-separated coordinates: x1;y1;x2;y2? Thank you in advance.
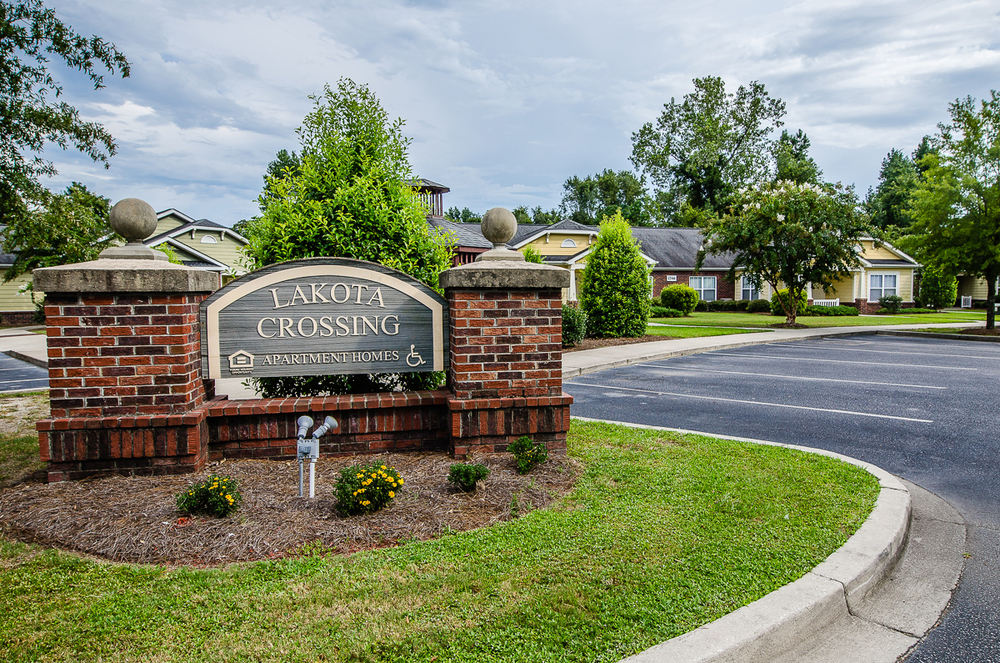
0;419;878;663
651;309;986;329
645;324;766;338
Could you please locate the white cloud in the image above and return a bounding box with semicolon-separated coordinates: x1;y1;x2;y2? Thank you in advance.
33;0;1000;223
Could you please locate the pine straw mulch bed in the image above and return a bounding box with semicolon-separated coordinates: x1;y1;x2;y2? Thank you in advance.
563;334;671;352
0;452;581;567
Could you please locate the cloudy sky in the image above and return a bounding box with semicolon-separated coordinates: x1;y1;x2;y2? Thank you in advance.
38;0;1000;227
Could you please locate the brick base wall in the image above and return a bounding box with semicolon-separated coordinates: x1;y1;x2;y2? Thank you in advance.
206;391;450;460
448;394;572;457
0;311;35;325
38;412;207;482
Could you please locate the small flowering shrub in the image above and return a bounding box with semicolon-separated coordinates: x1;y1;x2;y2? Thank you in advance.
448;463;489;491
507;435;548;474
176;475;242;517
335;462;403;515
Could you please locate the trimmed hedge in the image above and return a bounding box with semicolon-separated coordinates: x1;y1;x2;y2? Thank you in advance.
650;306;683;318
659;284;699;315
805;304;859;316
746;299;771;313
770;288;808;316
707;300;748;312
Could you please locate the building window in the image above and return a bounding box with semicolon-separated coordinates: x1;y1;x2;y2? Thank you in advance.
689;276;717;301
740;276;759;300
870;274;897;300
201;235;218;244
561;238;577;248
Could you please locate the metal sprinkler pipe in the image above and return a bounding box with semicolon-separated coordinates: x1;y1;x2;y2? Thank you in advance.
296;416;314;498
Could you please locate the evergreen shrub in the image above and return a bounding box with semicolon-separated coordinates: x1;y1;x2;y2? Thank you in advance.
746;299;771;313
448;463;489;491
650;306;683;318
770;288;808;316
579;211;651;337
917;266;958;309
562;304;587;347
659;284;699;315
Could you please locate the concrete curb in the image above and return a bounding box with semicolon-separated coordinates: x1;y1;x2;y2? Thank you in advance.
3;349;47;370
571;419;911;663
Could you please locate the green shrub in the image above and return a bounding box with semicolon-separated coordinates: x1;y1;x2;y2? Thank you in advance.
695;300;709;312
916;266;957;309
507;435;548;474
176;475;243;517
522;245;544;263
448;463;489;491
770;288;808;316
335;461;403;515
805;304;859;316
878;294;903;314
650;306;683;318
746;298;771;313
562;304;587;347
659;284;699;315
579;211;651;337
707;300;747;312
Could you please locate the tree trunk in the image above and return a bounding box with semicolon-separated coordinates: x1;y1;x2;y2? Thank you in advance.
784;288;798;325
986;264;997;330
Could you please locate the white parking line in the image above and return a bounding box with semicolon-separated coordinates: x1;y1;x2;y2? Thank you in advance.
635;364;947;389
0;377;48;385
569;381;935;423
706;352;977;370
771;343;1000;361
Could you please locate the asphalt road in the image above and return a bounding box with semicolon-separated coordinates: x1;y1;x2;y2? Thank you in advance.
564;334;1000;662
0;353;49;394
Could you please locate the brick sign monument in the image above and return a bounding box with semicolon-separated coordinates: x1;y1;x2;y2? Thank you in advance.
34;202;572;482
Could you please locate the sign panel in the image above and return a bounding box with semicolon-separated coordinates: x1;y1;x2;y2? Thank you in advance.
200;258;448;380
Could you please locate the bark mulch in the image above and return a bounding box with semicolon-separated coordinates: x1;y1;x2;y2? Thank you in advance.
956;327;1000;336
0;452;581;567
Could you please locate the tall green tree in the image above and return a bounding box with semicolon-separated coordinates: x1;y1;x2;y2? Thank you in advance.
579;211;651;338
631;76;786;226
865;149;919;231
242;78;454;395
445;206;480;223
0;0;129;226
902;92;1000;329
774;130;821;185
699;181;872;325
1;182;113;281
560;169;659;226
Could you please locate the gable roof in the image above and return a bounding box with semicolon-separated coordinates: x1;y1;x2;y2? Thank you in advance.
145;209;247;247
632;227;735;270
427;217;493;249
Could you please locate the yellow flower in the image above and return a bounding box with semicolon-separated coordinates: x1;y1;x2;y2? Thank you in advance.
356;473;362;478
399;479;404;484
381;465;386;469
389;491;395;498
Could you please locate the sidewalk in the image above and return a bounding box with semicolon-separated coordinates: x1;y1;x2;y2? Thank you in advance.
0;326;47;369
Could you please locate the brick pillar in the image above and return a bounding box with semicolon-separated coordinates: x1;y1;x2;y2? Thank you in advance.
33;258;218;481
440;260;573;458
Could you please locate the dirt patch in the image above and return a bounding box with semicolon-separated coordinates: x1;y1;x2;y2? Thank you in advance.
0;452;581;567
769;322;809;329
0;394;48;437
563;334;672;353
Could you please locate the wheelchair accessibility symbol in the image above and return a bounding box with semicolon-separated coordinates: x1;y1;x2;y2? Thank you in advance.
405;344;426;367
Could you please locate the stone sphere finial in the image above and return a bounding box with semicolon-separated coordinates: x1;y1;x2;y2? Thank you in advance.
109;198;157;243
481;207;518;249
475;207;525;262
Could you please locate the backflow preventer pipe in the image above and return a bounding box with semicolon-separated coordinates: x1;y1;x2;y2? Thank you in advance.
297;415;339;498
